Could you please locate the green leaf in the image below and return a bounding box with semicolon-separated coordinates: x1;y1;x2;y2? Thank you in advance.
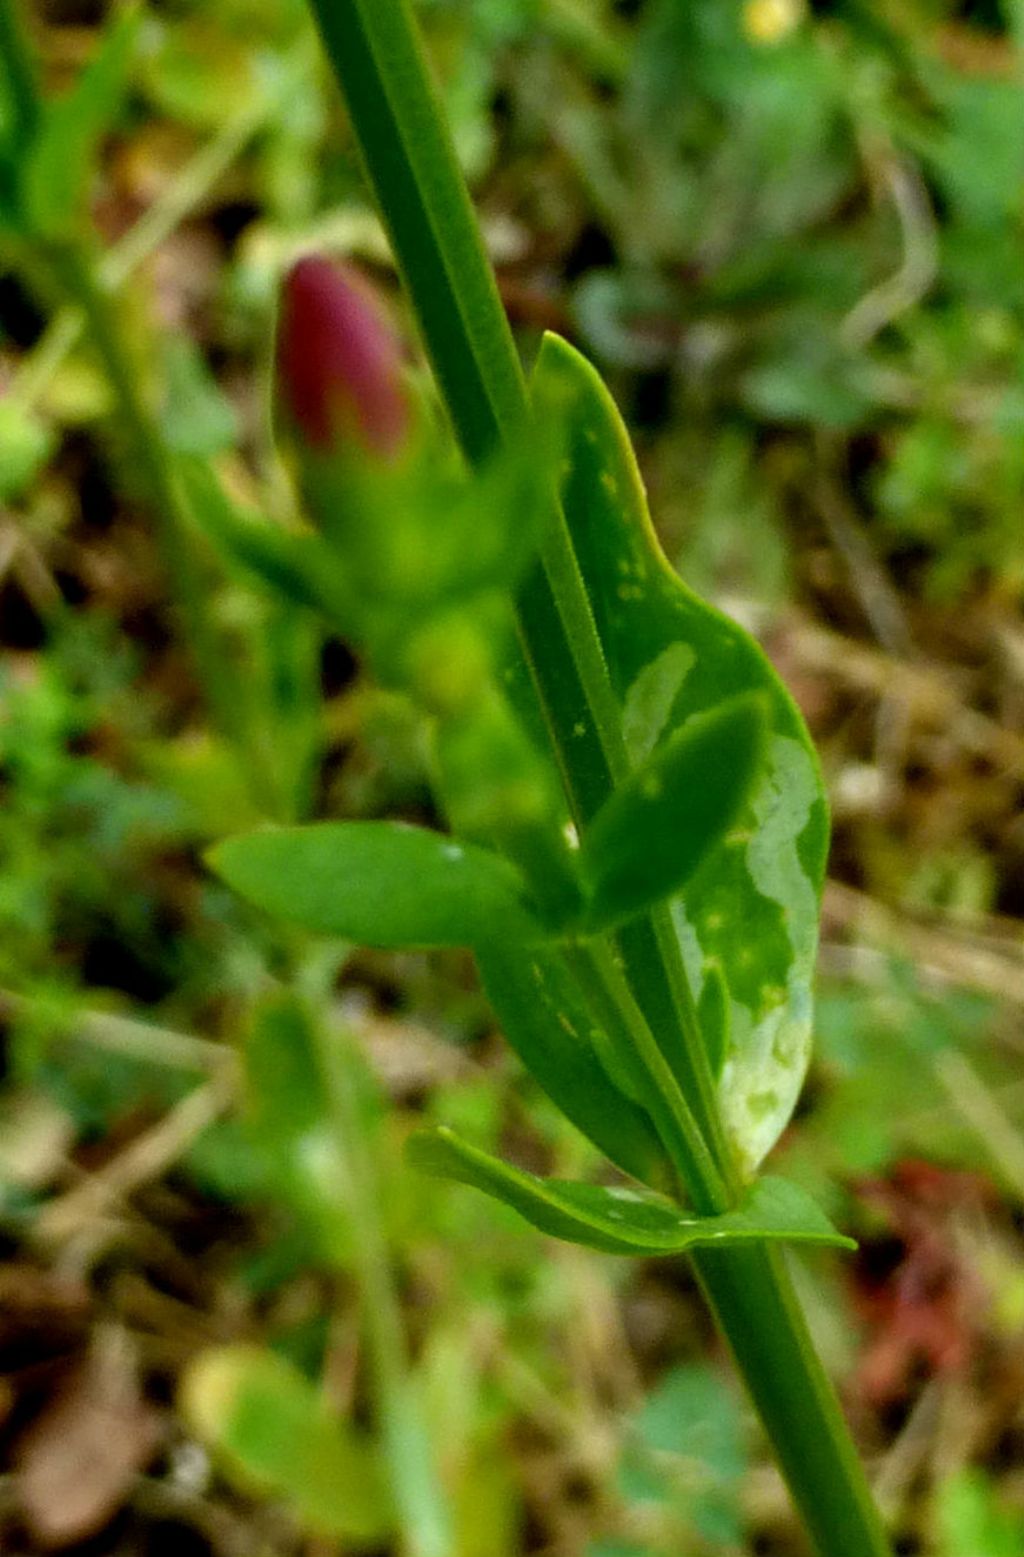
182;1344;391;1542
580;693;767;931
533;334;830;1174
410;1127;854;1256
208;820;538;949
23;4;141;239
474;939;671;1188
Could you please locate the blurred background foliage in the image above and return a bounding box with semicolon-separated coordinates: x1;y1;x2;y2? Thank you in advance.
2;0;1024;1553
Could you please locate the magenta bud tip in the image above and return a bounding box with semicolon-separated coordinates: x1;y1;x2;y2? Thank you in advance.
278;256;409;458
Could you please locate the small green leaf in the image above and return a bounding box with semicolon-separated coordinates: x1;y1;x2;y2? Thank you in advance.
182;1344;390;1542
208;820;538;948
410;1127;855;1255
24;4;141;238
580;694;767;931
475;940;671;1187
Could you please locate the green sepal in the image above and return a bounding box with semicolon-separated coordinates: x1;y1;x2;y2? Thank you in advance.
410;1127;855;1256
579;693;767;932
294;417;558;612
208;820;540;949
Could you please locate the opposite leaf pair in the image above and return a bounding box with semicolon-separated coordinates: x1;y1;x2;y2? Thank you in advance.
209;688;766;947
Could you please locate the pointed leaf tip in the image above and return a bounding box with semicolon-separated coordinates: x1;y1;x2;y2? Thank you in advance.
409;1127;855;1255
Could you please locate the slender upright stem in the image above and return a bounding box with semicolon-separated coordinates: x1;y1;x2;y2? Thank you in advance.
695;1241;891;1556
311;1019;452;1557
305;0;629;812
3;0;273;805
48;247;254;766
304;4;895;1554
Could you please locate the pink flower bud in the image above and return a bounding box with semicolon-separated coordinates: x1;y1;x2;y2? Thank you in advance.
277;256;409;459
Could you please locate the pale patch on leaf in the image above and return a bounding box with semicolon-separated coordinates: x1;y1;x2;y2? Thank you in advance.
622;641;695;763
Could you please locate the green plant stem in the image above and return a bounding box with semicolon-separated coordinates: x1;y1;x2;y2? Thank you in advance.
310;1019;451;1557
694;1242;891;1557
305;0;625;807
0;0;39;147
9;43;311;416
47;244;271;798
303;2;894;1553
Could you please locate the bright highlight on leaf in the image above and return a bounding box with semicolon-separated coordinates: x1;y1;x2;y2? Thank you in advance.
410;1127;855;1256
208;820;539;949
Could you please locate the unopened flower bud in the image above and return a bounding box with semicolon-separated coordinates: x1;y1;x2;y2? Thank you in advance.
277;256;409;459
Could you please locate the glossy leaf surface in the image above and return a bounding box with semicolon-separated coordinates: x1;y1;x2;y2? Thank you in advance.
209;820;537;949
410;1127;854;1255
534;334;830;1172
182;1344;390;1541
580;692;766;931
